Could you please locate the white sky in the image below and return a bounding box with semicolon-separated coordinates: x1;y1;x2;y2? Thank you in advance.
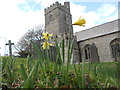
0;0;119;56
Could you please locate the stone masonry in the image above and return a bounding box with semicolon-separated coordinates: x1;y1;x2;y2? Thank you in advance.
76;19;120;62
44;1;120;63
45;1;73;36
44;1;80;63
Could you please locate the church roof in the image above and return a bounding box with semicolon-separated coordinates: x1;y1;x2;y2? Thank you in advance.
76;19;119;42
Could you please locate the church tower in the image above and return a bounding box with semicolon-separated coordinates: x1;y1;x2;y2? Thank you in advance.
44;1;80;63
44;1;73;36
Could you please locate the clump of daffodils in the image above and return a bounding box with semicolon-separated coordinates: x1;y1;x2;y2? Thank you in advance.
42;32;52;49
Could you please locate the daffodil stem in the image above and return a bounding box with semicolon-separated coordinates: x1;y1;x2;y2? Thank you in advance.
46;48;50;71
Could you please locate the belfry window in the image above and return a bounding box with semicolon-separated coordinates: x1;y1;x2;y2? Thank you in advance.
49;14;53;22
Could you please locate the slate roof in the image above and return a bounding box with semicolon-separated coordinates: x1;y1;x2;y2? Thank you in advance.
76;19;119;42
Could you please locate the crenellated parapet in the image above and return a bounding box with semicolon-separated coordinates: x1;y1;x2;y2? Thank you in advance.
45;1;70;15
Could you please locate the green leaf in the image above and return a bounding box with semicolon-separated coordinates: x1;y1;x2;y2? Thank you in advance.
23;62;39;88
20;64;28;81
33;62;39;82
26;55;33;74
1;57;7;70
55;39;62;64
73;64;81;88
7;65;13;84
62;39;65;63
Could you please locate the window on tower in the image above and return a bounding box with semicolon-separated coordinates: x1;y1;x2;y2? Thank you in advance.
49;14;53;22
64;14;67;21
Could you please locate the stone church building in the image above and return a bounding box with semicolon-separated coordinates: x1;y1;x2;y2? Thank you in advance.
44;1;120;63
75;19;120;63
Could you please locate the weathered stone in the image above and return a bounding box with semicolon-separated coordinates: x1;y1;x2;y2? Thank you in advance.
44;1;120;63
90;43;99;63
77;19;119;62
73;35;81;64
44;1;75;63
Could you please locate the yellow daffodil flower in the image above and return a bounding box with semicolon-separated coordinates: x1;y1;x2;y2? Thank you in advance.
42;32;52;41
42;41;52;49
73;16;86;26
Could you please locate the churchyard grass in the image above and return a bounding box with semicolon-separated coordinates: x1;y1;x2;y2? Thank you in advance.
1;56;119;88
1;35;120;88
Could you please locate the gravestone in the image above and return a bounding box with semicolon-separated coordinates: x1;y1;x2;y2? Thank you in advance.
90;43;99;63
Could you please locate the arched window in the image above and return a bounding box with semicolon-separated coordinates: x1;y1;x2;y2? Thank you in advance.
84;43;99;63
84;44;91;61
85;49;88;59
110;38;120;61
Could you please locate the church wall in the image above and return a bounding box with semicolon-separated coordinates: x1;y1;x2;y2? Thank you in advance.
76;19;119;42
78;32;119;62
45;20;60;35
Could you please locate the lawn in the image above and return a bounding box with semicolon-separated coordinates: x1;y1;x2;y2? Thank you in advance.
1;56;120;88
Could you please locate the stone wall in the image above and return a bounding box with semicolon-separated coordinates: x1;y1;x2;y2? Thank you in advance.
44;1;75;64
78;32;119;62
45;1;73;36
76;19;119;62
44;1;119;63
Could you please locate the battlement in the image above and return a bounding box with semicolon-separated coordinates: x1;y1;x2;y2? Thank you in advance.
45;1;70;14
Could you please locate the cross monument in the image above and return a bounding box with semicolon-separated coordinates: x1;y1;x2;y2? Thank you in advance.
6;40;14;56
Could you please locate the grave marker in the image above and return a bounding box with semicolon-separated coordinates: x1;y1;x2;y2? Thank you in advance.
6;40;14;56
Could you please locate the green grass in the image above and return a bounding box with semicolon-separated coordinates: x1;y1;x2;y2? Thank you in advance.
1;35;120;88
1;56;119;88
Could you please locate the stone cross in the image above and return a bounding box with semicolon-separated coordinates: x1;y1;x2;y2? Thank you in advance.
6;40;14;56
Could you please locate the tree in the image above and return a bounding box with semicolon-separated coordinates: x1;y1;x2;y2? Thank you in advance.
15;25;44;57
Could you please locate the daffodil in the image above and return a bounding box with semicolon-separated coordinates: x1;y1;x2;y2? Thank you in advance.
42;32;52;41
42;41;52;49
73;16;86;26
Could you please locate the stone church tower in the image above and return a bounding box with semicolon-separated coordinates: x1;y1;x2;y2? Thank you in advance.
44;1;73;36
44;1;80;63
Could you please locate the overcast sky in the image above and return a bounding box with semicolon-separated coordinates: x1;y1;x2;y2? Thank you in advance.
0;0;119;56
